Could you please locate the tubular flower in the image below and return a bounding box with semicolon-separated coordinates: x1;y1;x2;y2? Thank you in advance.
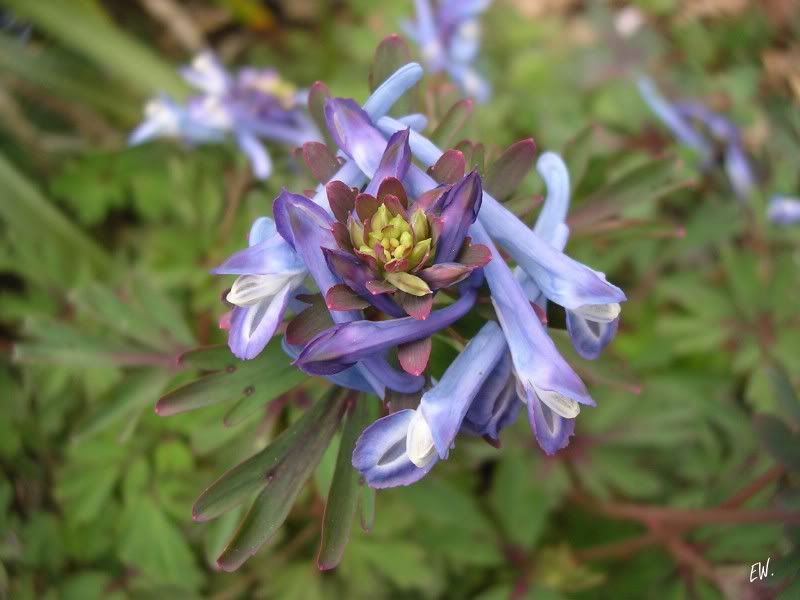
130;50;321;180
403;0;492;102
517;152;620;360
352;321;510;488
327;89;612;454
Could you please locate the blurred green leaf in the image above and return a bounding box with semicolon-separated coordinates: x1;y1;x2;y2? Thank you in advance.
318;398;372;570
118;496;203;590
4;0;186;98
216;389;346;570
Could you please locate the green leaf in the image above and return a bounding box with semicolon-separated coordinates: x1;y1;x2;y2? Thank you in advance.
755;414;800;472
318;398;372;570
0;154;112;280
490;453;553;548
223;368;307;427
157;338;301;416
4;0;186;98
766;362;800;426
216;389;347;570
359;485;376;533
73;369;169;442
569;157;694;232
118;496;203;590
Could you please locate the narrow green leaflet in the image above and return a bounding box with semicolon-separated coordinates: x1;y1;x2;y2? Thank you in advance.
4;0;186;98
0;154;112;279
72;368;170;442
216;389;347;570
193;389;345;522
318;398;373;570
157;338;302;415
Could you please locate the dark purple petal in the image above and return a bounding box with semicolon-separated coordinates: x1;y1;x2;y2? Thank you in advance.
324;98;387;176
457;240;492;268
322;248;405;317
355;193;380;222
377;177;409;209
325;284;370;311
352;409;437;489
462;353;521;441
331;221;352;251
365;128;412;195
296;288;476;375
419;262;475;289
273;189;334;252
326;180;357;224
483;139;537;201
428;149;466;185
395;291;434;320
285;295;333;346
302;142;341;184
434;170;482;263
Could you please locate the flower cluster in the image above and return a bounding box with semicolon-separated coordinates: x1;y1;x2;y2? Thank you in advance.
403;0;491;102
130;51;320;179
638;76;800;226
212;51;626;488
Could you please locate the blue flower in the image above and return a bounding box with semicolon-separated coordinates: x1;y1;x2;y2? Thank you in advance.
352;321;510;488
516;152;620;360
403;0;492;102
130;51;321;180
328;100;616;454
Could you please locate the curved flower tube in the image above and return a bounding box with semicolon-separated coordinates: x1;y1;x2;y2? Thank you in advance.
295;289;477;375
517;152;620;360
281;337;374;394
352;320;507;488
212;217;307;360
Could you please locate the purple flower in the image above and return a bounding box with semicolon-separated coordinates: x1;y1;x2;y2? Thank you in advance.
767;195;800;226
352;321;508;488
130;51;321;180
212;217;307;360
323;103;614;454
403;0;492;102
320;99;489;321
517;152;620;360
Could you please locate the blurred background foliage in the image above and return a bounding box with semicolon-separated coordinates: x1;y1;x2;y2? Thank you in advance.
1;0;799;598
